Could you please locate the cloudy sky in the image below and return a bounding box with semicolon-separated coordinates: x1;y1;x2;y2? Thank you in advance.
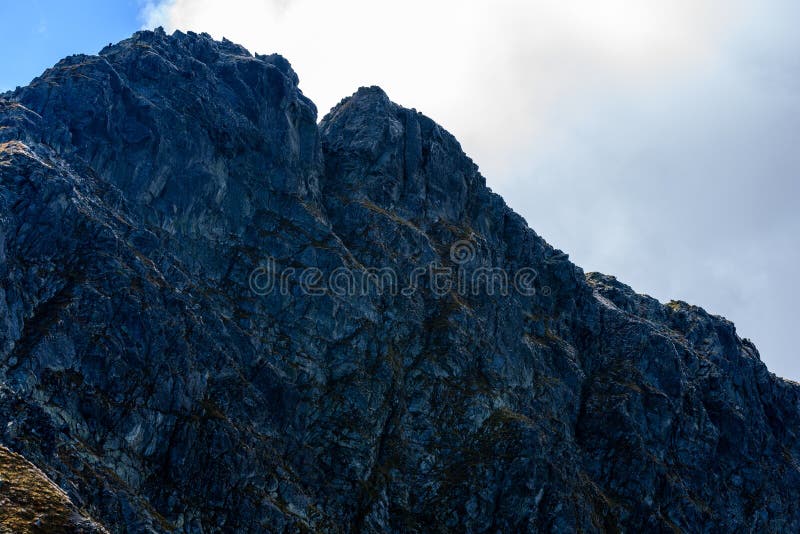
2;1;798;379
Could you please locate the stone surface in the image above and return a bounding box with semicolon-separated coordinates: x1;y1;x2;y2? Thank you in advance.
0;28;798;532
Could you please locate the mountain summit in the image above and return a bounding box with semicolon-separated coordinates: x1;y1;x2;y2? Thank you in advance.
1;29;798;533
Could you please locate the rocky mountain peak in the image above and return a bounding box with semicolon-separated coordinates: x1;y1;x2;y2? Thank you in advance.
1;30;799;533
10;29;320;266
321;84;487;228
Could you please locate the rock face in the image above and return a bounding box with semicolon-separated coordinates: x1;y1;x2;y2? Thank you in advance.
0;28;798;533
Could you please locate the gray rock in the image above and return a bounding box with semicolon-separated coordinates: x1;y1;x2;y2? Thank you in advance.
0;28;798;533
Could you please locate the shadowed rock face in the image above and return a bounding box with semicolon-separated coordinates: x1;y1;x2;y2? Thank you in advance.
0;28;798;533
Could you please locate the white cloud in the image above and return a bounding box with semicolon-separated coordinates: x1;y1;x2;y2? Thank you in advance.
142;0;750;177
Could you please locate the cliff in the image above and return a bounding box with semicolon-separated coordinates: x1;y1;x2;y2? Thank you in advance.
0;28;798;532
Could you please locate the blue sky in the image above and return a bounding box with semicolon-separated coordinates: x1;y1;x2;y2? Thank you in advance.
0;0;142;91
2;1;799;380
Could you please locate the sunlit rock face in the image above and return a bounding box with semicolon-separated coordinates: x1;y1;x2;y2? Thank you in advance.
1;29;799;533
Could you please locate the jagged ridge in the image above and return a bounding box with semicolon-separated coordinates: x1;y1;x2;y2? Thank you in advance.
0;28;798;533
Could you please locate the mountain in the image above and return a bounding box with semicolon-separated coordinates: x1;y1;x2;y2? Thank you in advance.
1;28;798;533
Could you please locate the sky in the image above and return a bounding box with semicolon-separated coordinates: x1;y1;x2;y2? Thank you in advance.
1;1;798;380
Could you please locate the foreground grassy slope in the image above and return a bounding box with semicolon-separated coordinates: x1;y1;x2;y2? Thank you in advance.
0;445;107;534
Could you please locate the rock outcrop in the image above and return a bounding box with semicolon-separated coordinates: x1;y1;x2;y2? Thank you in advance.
0;28;798;532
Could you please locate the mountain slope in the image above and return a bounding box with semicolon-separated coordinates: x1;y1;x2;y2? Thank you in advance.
0;28;798;533
0;444;107;534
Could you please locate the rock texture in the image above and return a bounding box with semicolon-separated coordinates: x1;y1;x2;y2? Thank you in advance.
0;28;798;533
